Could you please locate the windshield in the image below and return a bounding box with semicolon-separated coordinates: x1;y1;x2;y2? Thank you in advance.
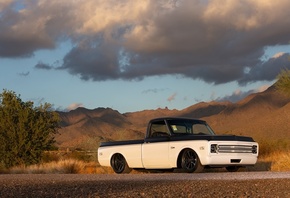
167;119;215;135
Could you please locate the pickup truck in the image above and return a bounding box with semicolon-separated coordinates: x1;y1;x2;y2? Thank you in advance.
98;117;258;174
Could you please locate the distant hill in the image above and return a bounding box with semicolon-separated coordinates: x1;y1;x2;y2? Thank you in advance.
204;85;290;139
55;83;290;150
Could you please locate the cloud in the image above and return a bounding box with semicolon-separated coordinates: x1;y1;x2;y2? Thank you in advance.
34;61;53;70
216;89;253;103
0;0;13;12
18;71;29;76
1;0;290;84
272;52;285;59
66;103;84;111
257;84;270;92
167;93;177;102
216;84;271;102
142;88;168;94
239;53;290;85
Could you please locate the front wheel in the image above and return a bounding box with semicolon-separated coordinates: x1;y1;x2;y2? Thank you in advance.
180;149;204;173
110;153;132;174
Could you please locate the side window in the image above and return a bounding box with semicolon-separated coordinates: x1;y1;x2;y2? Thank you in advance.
149;121;169;137
171;125;187;133
192;124;208;134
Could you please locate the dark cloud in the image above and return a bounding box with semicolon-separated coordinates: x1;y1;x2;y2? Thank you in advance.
34;61;53;70
215;85;270;103
0;0;75;58
0;7;55;57
1;0;290;85
59;38;121;81
216;90;255;103
239;53;290;85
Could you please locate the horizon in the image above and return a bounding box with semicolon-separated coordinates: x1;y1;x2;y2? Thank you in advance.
60;80;275;114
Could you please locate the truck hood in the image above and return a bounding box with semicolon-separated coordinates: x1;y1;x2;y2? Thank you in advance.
170;134;255;142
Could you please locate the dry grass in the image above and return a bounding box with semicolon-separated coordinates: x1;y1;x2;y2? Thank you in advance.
258;151;290;171
9;159;86;174
6;159;114;174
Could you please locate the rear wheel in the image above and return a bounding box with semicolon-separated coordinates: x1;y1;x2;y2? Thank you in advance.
110;153;132;174
180;149;204;173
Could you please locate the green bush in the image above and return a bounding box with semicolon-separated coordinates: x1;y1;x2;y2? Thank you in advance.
0;90;60;168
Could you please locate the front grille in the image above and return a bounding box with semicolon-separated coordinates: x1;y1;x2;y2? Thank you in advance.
211;144;257;154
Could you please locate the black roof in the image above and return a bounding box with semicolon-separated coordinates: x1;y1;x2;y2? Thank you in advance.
149;117;206;123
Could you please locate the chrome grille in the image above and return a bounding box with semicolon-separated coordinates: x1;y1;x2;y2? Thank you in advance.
211;144;257;154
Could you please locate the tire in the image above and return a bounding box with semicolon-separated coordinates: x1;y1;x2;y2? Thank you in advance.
110;153;132;174
180;149;204;173
226;166;240;172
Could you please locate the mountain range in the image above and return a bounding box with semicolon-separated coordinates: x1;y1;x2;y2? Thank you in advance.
55;83;290;150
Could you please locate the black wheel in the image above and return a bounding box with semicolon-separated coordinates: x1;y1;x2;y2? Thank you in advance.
110;153;131;174
180;149;204;173
226;166;240;172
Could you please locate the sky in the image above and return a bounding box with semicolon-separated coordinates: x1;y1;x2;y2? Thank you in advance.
1;0;290;113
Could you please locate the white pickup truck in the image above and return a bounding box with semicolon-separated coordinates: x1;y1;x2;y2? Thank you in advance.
98;117;258;173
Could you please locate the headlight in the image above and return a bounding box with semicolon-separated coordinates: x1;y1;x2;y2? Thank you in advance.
252;145;258;154
210;144;218;153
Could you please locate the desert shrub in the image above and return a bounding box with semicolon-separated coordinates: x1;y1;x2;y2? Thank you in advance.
0;90;60;168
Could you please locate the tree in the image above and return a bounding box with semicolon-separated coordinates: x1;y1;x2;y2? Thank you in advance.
0;90;60;168
276;69;290;97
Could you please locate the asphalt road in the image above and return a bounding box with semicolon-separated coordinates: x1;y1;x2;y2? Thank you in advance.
1;172;290;197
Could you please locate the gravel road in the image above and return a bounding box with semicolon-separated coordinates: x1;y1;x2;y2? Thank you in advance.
1;172;290;197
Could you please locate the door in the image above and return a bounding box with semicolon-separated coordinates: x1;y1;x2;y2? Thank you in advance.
141;120;171;168
142;137;170;168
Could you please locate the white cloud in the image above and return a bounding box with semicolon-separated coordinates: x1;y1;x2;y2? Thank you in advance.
256;84;270;92
272;52;285;59
66;103;84;111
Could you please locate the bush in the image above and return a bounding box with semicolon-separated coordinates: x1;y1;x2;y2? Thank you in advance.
0;90;60;168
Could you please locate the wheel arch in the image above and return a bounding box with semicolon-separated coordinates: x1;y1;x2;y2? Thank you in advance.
110;152;122;163
176;146;206;168
176;147;199;168
176;147;204;173
110;152;132;174
110;152;132;165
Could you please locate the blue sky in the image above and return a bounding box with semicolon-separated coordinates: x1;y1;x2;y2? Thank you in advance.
1;0;290;113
